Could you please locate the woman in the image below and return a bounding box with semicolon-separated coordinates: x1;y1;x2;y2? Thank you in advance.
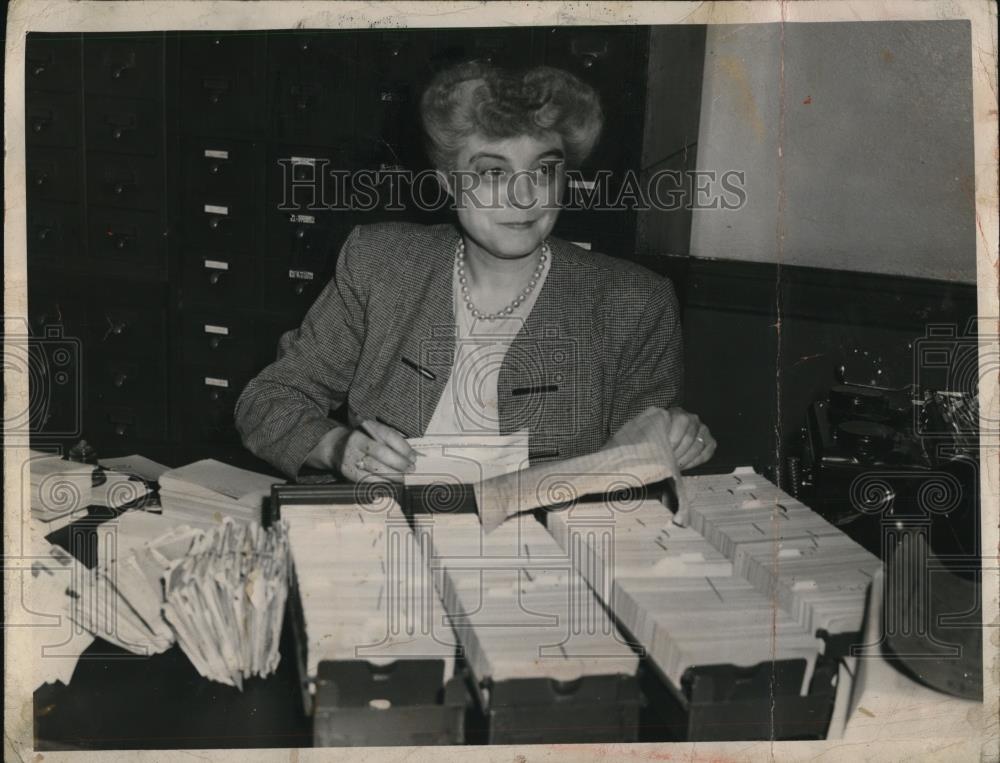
235;60;716;482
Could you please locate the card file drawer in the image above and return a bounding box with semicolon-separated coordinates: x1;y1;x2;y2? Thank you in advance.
27;147;82;204
87;206;166;271
87;301;165;357
180;312;256;369
256;258;333;320
181;138;262;203
83;33;164;98
178;366;252;444
181;252;255;307
86;152;163;210
267;31;357;143
27;201;83;262
178;32;266;135
90;401;166;442
26;90;81;148
26;33;82;92
85;95;162;155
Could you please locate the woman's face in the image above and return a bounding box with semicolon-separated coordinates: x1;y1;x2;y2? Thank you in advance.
446;131;566;259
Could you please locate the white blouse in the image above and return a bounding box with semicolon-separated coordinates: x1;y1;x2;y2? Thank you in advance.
424;250;552;436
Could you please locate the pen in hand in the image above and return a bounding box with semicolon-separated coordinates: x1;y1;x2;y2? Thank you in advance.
359;418;419;473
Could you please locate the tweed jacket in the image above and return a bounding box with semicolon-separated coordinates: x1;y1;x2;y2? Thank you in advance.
234;221;684;479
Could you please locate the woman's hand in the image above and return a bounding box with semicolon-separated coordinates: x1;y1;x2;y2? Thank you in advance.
666;407;716;471
306;421;418;482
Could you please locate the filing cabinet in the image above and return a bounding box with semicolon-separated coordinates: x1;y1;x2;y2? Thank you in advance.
26;27;650;464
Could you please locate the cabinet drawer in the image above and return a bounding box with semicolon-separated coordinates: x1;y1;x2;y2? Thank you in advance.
87;207;165;270
181;138;262;201
180;312;256;370
178;33;266;134
26;90;80;148
86;152;163;210
92;354;164;406
268;31;357;143
181;198;257;253
265;209;352;265
178;367;252;445
85;95;161;155
83;33;163;98
27;147;82;204
26;33;82;92
256;258;332;320
181;252;255;307
90;401;166;442
87;300;165;356
27;201;83;262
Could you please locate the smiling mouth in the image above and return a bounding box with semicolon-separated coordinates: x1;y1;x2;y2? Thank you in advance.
500;220;537;229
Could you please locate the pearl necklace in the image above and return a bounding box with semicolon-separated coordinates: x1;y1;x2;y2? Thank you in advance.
456;239;549;321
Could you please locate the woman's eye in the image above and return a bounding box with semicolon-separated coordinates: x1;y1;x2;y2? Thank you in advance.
538;162;563;177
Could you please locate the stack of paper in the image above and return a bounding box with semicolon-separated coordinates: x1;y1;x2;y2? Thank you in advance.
474;407;687;533
29;535;96;688
29;451;94;532
685;469;882;635
162;518;290;688
158;459;283;530
427;513;638;691
546;495;820;694
92;470;152;511
404;432;529;486
285;498;458;690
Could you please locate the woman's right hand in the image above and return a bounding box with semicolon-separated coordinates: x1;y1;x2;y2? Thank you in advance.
306;421;418;482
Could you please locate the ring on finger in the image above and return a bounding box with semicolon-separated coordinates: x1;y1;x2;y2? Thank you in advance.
355;457;367;472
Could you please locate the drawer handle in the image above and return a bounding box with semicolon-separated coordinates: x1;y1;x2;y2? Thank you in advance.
113;372;128;388
209;389;223;402
31;113;52;133
209;162;221;175
37;226;52;242
208;336;222;350
35;172;49;187
104;317;129;339
208;271;223;286
293;282;307;296
114;422;128;436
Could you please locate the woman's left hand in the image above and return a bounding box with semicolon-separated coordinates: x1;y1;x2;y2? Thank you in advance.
666;407;716;470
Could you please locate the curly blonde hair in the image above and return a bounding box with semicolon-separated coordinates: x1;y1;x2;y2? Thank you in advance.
420;60;603;172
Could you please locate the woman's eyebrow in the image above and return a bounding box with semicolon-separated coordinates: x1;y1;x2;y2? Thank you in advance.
536;149;566;160
468;152;510;163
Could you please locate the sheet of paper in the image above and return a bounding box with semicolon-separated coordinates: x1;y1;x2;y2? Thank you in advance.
404;431;530;486
159;459;281;500
99;454;171;482
473;407;687;533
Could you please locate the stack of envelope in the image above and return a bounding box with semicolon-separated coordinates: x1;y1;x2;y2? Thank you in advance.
162;518;290;689
29;450;94;532
158;459;283;530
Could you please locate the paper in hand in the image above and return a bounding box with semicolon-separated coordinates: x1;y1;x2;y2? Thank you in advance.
473;407;688;533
